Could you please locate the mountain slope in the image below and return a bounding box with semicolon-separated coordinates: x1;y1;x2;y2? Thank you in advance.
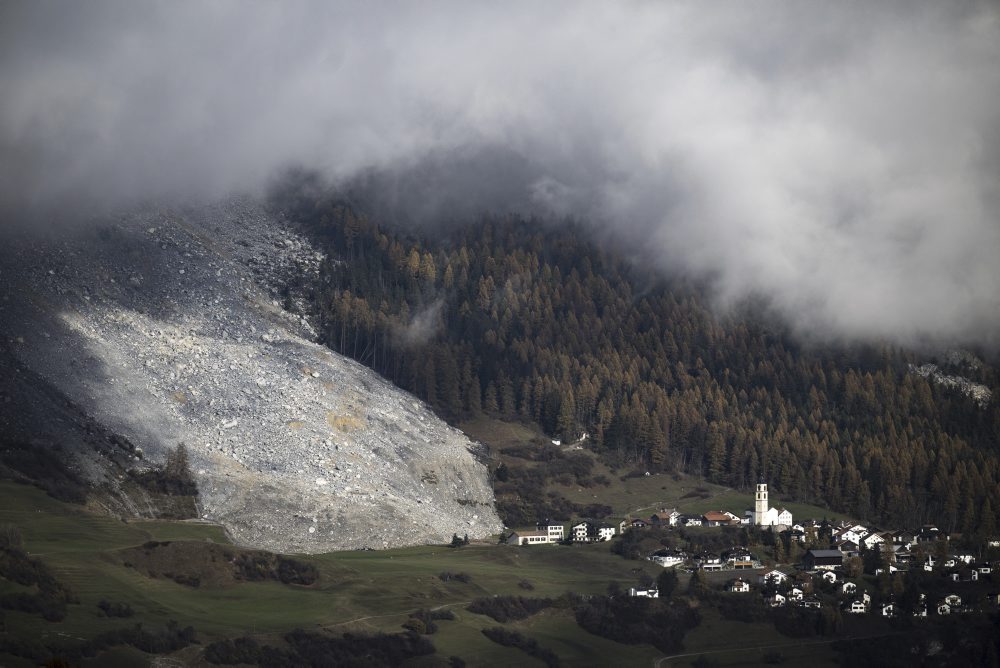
275;190;1000;533
0;198;502;552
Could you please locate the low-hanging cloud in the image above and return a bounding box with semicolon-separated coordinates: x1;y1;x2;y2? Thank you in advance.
2;1;999;348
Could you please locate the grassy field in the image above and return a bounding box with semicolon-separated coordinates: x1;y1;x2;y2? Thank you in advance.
667;607;840;667
0;417;859;666
464;415;855;526
0;480;665;666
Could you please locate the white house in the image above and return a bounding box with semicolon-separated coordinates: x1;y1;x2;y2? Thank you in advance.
571;522;591;542
789;587;804;601
507;530;552;545
860;532;884;550
841;582;857;595
649;550;687;568
697;553;724;571
846;599;867;614
571;521;615;542
836;528;866;545
943;594;962;607
760;569;789;586
821;571;838;584
628;587;658;598
537;522;565;542
649;509;681;527
768;593;787;608
801;596;822;609
722;547;756;570
727;579;751;593
880;602;896;617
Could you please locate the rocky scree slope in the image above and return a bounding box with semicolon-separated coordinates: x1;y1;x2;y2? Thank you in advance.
0;198;502;552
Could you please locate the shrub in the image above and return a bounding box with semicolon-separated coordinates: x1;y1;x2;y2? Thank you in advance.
574;595;700;654
466;596;552;623
0;524;23;549
97;599;135;618
481;627;560;668
204;629;436;666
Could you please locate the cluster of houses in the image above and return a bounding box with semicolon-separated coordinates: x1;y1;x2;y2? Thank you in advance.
505;519;618;545
635;514;999;616
629;527;1000;617
505;482;793;546
502;481;1000;617
721;567;984;618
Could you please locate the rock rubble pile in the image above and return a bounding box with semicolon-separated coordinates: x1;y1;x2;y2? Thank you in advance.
0;197;502;552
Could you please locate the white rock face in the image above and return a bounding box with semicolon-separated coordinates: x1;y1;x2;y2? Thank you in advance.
0;197;502;552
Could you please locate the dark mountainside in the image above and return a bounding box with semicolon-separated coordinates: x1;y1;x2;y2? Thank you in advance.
271;179;1000;535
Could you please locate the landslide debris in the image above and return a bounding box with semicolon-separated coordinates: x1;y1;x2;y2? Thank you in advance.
0;197;502;552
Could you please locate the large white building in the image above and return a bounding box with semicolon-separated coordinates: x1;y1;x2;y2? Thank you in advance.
752;482;792;527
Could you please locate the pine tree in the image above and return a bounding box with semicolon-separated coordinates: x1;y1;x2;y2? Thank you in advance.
979;498;996;537
557;388;577;440
773;536;786;564
484;382;499;413
705;424;726;482
648;421;668;471
656;568;679;598
463;367;482;415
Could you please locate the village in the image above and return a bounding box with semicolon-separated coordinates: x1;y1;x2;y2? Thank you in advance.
504;481;1000;619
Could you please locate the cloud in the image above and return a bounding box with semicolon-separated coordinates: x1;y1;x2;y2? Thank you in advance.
2;1;998;347
394;299;444;349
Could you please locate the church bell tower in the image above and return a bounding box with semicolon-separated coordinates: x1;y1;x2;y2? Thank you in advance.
754;481;768;525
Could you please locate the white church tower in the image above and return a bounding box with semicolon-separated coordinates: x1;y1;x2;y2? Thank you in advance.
751;479;792;527
754;481;768;525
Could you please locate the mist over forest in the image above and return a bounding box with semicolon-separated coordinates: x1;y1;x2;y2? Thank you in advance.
2;1;999;349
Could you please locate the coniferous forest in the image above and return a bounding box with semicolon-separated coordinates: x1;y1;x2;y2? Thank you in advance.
272;179;1000;535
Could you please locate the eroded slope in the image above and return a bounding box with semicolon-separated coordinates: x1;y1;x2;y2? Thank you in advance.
0;198;502;552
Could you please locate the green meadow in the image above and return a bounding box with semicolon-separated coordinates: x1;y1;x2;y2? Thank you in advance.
0;480;666;666
0;415;854;668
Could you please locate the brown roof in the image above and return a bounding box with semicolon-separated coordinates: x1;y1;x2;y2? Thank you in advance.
703;511;731;522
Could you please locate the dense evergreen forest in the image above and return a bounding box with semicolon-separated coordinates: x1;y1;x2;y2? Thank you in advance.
271;179;1000;535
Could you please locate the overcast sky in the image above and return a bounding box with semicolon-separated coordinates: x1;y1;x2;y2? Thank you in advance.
2;1;999;348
